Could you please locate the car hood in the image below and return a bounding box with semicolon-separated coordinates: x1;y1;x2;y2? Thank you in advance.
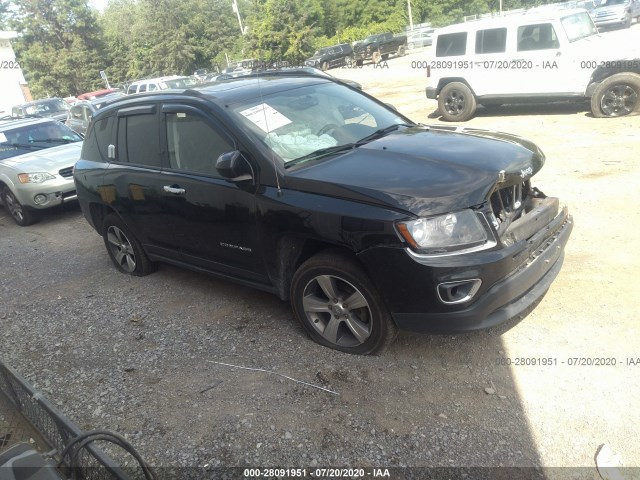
286;126;544;217
1;142;82;173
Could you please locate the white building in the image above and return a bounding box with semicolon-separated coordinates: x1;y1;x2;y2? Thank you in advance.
0;31;31;115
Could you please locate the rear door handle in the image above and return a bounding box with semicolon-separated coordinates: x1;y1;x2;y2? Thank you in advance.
163;185;185;195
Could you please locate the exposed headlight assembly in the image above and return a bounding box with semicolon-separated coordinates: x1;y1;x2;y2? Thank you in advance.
18;172;56;184
397;210;490;254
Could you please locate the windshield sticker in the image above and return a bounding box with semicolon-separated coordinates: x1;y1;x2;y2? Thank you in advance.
0;133;7;143
239;103;292;133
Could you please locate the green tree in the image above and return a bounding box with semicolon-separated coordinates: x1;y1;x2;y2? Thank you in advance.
12;0;106;97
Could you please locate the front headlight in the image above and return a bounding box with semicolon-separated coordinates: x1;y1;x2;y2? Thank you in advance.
397;210;489;253
18;172;56;184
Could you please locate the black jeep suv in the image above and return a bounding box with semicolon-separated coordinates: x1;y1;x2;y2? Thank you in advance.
304;43;354;71
74;72;572;355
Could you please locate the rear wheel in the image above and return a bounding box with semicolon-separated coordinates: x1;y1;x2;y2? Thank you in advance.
102;214;156;276
291;251;397;355
397;45;405;57
590;73;640;118
321;61;329;71
438;82;477;122
1;187;36;226
371;50;382;64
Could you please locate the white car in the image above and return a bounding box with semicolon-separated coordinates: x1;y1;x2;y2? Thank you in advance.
125;75;196;94
426;8;640;120
0;118;83;225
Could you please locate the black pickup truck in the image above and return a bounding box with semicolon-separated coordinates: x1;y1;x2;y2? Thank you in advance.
353;32;407;65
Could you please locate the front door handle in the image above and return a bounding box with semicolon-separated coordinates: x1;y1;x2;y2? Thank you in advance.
163;185;185;195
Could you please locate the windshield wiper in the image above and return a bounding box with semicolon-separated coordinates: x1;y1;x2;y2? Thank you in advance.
29;138;75;144
354;123;413;145
286;143;358;167
285;123;414;168
4;142;47;150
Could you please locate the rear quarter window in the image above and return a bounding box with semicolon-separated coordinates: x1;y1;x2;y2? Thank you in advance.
82;115;116;163
436;32;468;57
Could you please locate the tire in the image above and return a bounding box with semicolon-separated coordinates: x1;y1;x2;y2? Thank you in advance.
1;186;37;226
321;61;329;71
291;251;398;355
381;53;389;60
102;214;156;276
397;45;405;57
590;73;640;118
371;50;382;64
438;82;478;122
344;55;353;67
624;12;632;28
408;42;415;50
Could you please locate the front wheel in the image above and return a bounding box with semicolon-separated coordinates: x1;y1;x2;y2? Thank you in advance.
1;187;36;226
397;45;405;57
438;82;477;122
321;61;329;71
102;214;156;276
291;251;397;355
371;50;382;64
590;73;640;118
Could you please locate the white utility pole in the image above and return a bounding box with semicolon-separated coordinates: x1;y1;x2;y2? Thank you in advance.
232;0;245;35
407;0;414;30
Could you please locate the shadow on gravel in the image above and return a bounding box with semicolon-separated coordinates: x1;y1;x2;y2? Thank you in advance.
427;101;592;121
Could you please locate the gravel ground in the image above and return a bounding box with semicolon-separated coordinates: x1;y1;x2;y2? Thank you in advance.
2;24;640;480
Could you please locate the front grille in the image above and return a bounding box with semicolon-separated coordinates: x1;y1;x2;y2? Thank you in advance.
59;166;73;178
490;181;526;227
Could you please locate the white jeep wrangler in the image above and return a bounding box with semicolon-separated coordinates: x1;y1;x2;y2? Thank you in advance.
426;9;640;120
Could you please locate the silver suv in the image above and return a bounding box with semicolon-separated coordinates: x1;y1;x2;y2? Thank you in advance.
0;118;83;225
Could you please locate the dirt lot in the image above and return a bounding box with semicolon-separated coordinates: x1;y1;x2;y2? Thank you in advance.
1;24;640;479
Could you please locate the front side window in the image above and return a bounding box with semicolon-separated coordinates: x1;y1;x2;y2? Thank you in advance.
165;112;233;176
117;113;161;167
517;23;560;51
436;32;468;57
229;82;407;165
475;28;507;54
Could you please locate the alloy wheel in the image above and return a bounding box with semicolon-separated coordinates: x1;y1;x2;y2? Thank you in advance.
301;274;373;347
4;190;24;223
601;83;638;117
444;89;467;116
106;225;137;272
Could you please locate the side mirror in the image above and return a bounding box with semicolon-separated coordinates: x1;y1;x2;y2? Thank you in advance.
216;151;254;182
385;103;398;112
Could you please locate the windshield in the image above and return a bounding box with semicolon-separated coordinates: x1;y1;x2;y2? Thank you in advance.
229;82;409;165
561;12;598;41
0;122;82;160
23;99;70;116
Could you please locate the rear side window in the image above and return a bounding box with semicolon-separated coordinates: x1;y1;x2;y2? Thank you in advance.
475;28;507;54
82;115;116;163
436;32;467;57
117;114;161;167
517;23;560;51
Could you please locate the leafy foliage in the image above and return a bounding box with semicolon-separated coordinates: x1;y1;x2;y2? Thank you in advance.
5;0;558;96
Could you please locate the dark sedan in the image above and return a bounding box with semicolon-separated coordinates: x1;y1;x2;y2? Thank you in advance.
73;73;572;354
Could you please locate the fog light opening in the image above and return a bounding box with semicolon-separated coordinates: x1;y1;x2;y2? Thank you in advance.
437;279;482;305
33;194;48;205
